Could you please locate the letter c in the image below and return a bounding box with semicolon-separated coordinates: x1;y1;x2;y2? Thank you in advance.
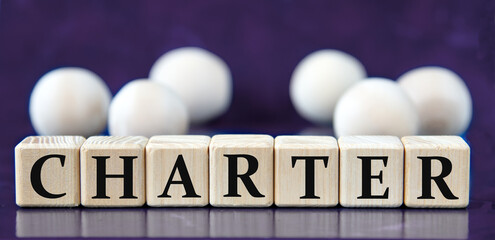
30;154;67;199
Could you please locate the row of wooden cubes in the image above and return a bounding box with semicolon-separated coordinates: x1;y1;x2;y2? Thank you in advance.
15;135;470;208
17;208;469;238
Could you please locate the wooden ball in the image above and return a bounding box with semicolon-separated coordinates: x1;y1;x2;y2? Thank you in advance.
290;49;366;125
333;78;419;137
398;66;472;135
149;47;232;125
29;67;111;137
108;79;189;137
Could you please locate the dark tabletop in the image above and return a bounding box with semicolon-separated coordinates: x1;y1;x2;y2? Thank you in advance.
0;0;494;239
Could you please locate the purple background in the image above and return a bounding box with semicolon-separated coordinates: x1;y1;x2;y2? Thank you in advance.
0;0;494;238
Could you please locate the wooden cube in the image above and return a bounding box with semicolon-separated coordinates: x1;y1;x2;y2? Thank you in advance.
210;209;274;238
82;209;145;237
209;134;274;207
403;136;470;208
404;209;468;239
339;136;403;207
274;136;338;207
16;209;81;237
146;135;210;207
147;209;209;237
339;209;403;238
80;136;148;207
15;136;85;207
275;209;338;238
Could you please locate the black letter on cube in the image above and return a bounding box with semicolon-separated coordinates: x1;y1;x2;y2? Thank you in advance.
291;156;329;199
158;154;200;198
223;154;265;198
357;156;389;199
92;156;138;199
417;156;459;200
30;154;67;199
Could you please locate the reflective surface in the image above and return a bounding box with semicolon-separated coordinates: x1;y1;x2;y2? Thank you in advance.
7;201;494;239
1;0;494;239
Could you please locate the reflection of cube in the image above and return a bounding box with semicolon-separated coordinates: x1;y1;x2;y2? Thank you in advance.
339;136;404;207
146;209;209;237
275;209;338;238
15;136;85;207
82;209;146;237
210;209;274;238
274;136;338;207
146;136;210;207
403;136;470;208
339;209;403;238
16;209;81;237
209;135;274;207
80;136;148;207
404;209;468;239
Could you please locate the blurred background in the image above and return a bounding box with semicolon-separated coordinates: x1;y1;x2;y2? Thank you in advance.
0;0;493;204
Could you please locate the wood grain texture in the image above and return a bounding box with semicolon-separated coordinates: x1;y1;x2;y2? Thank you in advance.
15;136;85;207
209;134;274;207
80;136;148;207
403;136;470;208
146;135;210;207
274;136;338;207
339;136;404;207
